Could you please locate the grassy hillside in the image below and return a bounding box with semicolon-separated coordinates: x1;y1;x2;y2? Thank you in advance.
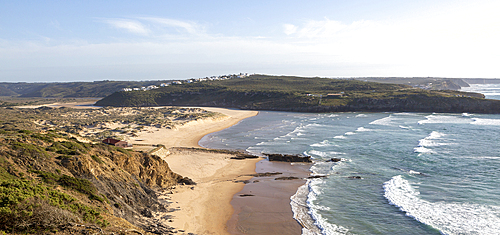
0;107;196;234
353;77;470;90
96;75;500;113
0;81;166;98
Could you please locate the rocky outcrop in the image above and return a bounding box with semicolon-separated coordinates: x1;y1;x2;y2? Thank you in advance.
264;153;312;163
57;144;194;230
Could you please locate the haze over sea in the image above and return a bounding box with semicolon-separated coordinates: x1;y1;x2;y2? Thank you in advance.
200;84;500;235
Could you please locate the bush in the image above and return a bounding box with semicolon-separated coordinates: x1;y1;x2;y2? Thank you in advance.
90;155;104;164
35;171;105;203
11;142;49;158
0;178;106;233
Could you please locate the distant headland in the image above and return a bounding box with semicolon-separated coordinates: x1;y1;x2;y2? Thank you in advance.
95;74;500;114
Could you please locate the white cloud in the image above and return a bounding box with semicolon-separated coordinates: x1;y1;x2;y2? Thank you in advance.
139;17;204;35
2;1;500;81
283;24;297;35
103;19;150;35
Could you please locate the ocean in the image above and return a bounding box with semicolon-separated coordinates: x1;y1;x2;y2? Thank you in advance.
200;84;500;235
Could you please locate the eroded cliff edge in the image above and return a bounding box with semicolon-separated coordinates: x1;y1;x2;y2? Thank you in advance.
0;107;199;235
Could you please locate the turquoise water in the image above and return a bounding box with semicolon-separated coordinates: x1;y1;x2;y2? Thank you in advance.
200;89;500;235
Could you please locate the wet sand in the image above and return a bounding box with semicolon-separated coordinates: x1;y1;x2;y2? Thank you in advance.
135;107;262;235
227;160;311;235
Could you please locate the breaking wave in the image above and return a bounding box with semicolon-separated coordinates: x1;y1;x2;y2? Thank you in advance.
384;175;500;235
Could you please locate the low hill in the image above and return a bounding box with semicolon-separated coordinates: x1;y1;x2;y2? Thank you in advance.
96;75;500;114
353;77;470;90
0;81;166;98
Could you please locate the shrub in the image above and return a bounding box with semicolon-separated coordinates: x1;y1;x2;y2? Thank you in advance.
0;179;106;233
35;171;105;202
11;142;49;158
90;155;104;164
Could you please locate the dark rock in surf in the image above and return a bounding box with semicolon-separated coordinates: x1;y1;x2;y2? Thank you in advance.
275;176;300;180
264;153;312;163
327;158;342;162
308;175;328;179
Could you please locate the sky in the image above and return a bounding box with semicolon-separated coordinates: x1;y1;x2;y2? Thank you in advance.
1;0;499;82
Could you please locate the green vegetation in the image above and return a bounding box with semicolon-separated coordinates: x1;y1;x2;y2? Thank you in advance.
90;155;104;164
0;178;107;233
34;171;106;203
0;80;169;98
96;74;500;114
0;112;186;234
11;141;50;158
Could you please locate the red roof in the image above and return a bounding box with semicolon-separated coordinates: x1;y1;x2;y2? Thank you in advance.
103;138;122;145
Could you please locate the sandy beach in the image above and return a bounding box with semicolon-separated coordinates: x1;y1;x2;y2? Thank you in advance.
131;107;308;234
132;107;264;234
17;100;307;234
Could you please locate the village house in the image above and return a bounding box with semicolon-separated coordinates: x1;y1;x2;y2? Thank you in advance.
102;138;131;148
326;93;343;98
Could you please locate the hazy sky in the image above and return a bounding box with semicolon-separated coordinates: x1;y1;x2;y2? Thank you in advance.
1;0;499;82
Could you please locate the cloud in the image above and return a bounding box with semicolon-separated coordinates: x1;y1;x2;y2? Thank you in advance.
3;1;500;82
283;24;297;35
139;17;204;35
103;19;150;35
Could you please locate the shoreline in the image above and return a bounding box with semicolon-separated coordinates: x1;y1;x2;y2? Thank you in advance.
132;107;261;234
113;106;308;234
16;101;310;234
227;160;310;235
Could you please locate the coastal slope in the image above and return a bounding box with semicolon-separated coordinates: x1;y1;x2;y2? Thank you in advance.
0;104;260;234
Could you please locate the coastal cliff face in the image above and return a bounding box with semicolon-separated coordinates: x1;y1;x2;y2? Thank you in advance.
97;88;499;114
95;75;500;114
0;127;186;234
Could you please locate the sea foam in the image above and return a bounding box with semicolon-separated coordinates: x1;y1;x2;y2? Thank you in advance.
369;116;394;126
418;115;470;125
470;118;500;126
384;175;500;235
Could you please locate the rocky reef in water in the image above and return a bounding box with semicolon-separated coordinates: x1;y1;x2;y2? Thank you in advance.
263;153;312;163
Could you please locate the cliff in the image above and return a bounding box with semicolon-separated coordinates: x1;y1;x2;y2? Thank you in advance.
0;127;190;234
95;75;500;114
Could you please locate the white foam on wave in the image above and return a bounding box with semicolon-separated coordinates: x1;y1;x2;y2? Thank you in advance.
311;140;334;147
334;135;346;139
369;116;393;126
418;115;470;125
306;123;327;128
413;146;435;154
355;114;368;118
408;170;422;175
393;112;419;116
308;150;345;158
344;131;355;135
306;179;350;235
256;141;282;146
416;131;447;151
399;125;411;129
356;127;372;132
291;182;323;235
427;131;446;139
384;175;500;235
461;156;500;160
471;118;500;126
